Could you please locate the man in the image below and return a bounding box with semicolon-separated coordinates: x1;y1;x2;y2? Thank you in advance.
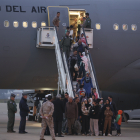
108;95;117;117
75;97;82;120
19;93;30;134
85;13;91;28
81;17;86;28
65;97;78;135
63;92;69;110
43;95;48;103
40;95;55;140
73;39;89;53
69;50;78;81
7;93;17;133
53;12;60;31
53;94;64;137
61;31;72;58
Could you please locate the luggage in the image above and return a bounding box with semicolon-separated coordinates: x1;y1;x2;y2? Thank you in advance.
73;120;82;134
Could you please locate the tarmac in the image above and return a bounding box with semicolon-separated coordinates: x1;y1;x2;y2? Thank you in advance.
0;103;140;140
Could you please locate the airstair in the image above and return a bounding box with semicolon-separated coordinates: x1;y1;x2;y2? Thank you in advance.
36;26;100;98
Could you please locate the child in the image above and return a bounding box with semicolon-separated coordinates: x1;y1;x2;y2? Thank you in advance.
92;88;98;100
115;110;123;136
103;105;113;136
76;85;86;97
89;100;99;136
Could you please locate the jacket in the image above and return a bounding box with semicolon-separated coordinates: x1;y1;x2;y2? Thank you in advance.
89;105;100;119
65;101;78;119
68;54;78;68
53;98;64;122
85;17;91;28
19;97;29;116
81;77;93;97
115;110;123;125
110;101;117;116
76;102;82;116
63;98;68;111
81;103;90;116
104;109;113;120
7;99;17;114
60;35;71;51
73;42;89;52
40;100;54;117
53;16;60;27
76;88;86;96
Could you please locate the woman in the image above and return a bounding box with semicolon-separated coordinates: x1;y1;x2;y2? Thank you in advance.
101;99;114;135
81;99;91;136
81;72;93;98
81;52;88;72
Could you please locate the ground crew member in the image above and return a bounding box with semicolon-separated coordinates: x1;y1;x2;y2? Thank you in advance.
85;13;91;28
19;93;30;134
61;31;72;59
40;95;55;140
7;93;17;133
53;12;60;31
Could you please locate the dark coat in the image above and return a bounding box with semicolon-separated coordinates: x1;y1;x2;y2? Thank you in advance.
77;102;82;116
53;98;64;122
110;101;117;116
63;98;68;111
89;105;100;119
19;97;29;116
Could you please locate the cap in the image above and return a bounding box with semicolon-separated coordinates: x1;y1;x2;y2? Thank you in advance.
45;95;48;98
11;93;16;98
56;94;61;98
22;93;28;96
86;71;89;74
81;33;84;35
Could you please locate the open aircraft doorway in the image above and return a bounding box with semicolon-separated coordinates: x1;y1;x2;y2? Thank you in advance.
69;9;86;41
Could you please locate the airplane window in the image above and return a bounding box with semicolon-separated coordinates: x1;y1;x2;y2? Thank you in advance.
32;22;37;28
13;21;19;28
131;24;137;31
41;22;46;27
113;24;119;30
95;23;101;30
122;24;128;31
4;20;10;27
23;21;28;28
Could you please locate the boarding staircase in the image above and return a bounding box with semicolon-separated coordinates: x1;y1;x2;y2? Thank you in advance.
36;26;100;98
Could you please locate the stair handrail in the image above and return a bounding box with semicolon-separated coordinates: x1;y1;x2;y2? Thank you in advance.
82;27;101;98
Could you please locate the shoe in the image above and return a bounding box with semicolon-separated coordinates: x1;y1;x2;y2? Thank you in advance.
103;133;105;136
40;139;45;140
24;131;28;133
90;134;94;136
19;132;25;134
58;135;64;137
108;134;112;136
95;135;98;136
12;130;16;133
82;133;85;136
115;134;119;136
87;133;90;136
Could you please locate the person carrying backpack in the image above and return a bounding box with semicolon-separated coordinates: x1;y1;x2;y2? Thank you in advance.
85;13;91;28
81;72;93;98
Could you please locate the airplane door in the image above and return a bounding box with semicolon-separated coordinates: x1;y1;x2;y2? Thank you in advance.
47;6;69;40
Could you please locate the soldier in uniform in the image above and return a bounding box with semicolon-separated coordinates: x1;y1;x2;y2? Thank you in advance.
85;13;91;28
40;95;55;140
53;12;60;31
7;93;17;133
19;93;30;134
60;31;72;59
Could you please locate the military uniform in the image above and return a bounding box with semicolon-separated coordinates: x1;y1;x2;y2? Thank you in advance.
7;94;17;132
40;100;55;140
60;35;72;58
85;17;91;28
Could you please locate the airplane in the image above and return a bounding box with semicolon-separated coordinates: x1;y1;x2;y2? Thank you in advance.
0;0;140;110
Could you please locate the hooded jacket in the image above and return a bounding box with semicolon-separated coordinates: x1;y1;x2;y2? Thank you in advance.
115;110;123;125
